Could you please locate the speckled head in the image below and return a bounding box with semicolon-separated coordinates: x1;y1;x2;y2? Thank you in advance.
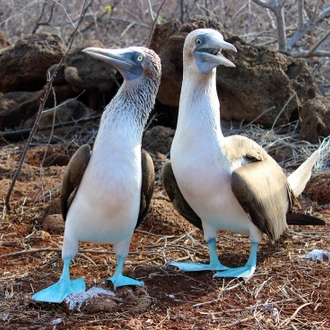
82;46;161;83
184;28;237;74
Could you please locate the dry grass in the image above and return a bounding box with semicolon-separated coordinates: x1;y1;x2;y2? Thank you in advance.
0;1;329;329
224;120;330;170
0;139;329;329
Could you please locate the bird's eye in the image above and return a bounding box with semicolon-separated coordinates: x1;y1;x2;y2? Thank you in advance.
195;38;202;45
136;54;144;62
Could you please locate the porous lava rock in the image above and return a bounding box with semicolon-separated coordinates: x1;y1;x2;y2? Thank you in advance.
0;85;76;130
0;33;66;93
299;95;330;143
150;16;318;128
62;40;119;110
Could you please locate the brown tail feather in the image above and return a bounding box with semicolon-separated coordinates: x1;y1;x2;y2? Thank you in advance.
286;212;325;225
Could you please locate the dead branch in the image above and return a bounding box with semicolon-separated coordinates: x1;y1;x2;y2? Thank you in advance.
252;0;330;57
68;0;94;40
292;50;330;58
4;0;88;212
31;1;56;34
0;248;114;258
0;247;160;258
80;0;121;34
0;248;61;258
103;17;149;28
287;4;330;52
0;114;102;139
146;0;168;48
298;0;304;30
251;0;276;10
292;29;330;58
252;0;288;51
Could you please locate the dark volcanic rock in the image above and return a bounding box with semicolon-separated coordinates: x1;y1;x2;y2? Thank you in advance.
0;33;66;93
23;99;93;140
0;90;41;129
0;85;76;130
142;125;175;156
300;95;330;143
62;40;118;110
305;171;330;204
149;20;184;109
63;286;151;315
150;16;318;128
42;214;65;234
24;99;92;129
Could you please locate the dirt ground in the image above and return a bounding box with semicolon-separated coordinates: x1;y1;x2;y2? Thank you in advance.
0;142;329;330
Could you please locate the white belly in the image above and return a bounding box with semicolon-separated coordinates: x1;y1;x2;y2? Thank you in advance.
171;135;261;242
62;145;141;257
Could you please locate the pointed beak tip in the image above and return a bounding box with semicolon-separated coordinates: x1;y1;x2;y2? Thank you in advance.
81;48;92;55
82;47;104;56
228;44;237;53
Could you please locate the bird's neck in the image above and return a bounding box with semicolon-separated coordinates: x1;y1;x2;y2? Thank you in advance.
177;68;224;141
96;78;157;149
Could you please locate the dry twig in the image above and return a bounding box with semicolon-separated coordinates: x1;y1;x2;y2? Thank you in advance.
146;0;167;47
4;0;89;212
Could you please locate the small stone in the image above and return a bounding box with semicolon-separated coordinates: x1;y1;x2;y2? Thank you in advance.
35;230;51;241
145;319;153;326
42;214;65;234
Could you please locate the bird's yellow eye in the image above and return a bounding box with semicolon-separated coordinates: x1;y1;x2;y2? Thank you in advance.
196;38;202;45
137;54;144;62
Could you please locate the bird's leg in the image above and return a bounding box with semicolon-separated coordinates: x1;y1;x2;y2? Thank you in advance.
167;238;229;272
214;241;258;278
107;256;144;289
32;257;86;303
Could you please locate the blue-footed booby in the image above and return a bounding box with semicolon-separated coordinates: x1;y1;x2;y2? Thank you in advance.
33;46;161;303
162;28;324;278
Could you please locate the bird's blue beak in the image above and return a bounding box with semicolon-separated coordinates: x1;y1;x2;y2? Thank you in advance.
82;47;143;80
194;32;237;73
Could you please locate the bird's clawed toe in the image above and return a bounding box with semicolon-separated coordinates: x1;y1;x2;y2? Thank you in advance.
107;274;144;289
214;264;256;278
167;261;228;272
32;277;86;303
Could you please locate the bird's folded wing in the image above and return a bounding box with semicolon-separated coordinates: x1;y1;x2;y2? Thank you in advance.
224;135;268;164
161;161;203;230
60;144;91;221
231;158;296;241
137;151;155;227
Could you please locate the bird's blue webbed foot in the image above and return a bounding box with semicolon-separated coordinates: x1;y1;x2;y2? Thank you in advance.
167;261;228;272
107;256;144;289
32;278;86;303
214;242;258;278
167;238;229;272
32;257;86;303
214;264;256;278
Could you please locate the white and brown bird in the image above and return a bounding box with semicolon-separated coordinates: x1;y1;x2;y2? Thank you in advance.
33;46;161;303
162;28;324;278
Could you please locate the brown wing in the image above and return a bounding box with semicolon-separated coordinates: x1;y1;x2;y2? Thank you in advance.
161;160;203;230
136;150;155;228
231;157;297;241
60;144;91;221
224;135;268;164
